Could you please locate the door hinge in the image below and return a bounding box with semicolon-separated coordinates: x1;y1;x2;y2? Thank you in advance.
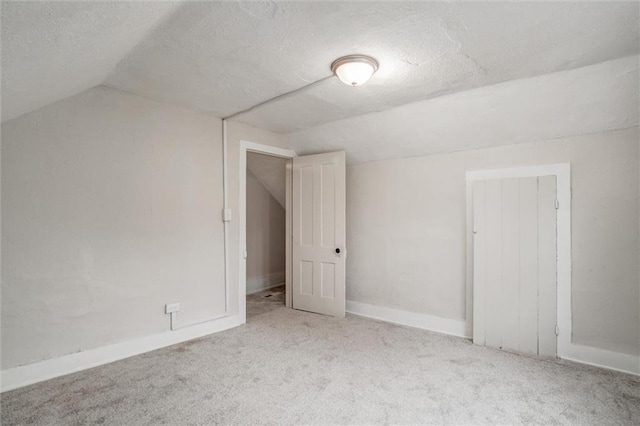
555;200;559;210
555;325;560;336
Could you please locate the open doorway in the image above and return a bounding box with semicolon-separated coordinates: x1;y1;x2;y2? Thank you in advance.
239;140;347;322
239;140;296;323
244;151;290;321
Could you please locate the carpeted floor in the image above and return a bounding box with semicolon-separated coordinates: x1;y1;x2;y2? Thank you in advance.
2;290;639;425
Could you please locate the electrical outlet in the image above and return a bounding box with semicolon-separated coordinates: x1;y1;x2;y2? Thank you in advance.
165;303;180;314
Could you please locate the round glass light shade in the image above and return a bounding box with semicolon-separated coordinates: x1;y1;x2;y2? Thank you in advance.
331;55;378;87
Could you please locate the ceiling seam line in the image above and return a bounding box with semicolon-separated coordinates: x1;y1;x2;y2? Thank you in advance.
223;75;333;121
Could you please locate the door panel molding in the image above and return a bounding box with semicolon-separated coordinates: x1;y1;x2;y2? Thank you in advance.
292;151;346;317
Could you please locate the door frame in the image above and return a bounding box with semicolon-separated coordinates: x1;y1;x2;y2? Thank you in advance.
239;140;297;323
465;163;571;358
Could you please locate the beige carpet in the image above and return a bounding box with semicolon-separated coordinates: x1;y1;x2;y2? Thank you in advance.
2;290;639;425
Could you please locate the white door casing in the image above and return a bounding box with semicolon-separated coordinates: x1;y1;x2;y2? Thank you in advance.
292;151;346;317
472;176;557;357
239;140;296;322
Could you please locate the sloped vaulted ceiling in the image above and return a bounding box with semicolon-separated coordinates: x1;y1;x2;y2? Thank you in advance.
247;152;287;208
1;1;182;122
106;1;639;133
2;1;639;163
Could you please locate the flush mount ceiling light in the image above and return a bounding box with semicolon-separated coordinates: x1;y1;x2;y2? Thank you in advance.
331;55;379;87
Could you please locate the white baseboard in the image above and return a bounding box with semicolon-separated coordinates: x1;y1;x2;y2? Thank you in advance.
1;314;243;393
562;342;639;376
4;304;637;393
246;272;285;295
346;300;638;376
346;300;470;339
246;281;285;295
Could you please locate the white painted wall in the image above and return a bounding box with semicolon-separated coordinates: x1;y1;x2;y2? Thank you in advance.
247;153;287;208
346;127;639;357
1;86;287;371
2;68;637;378
245;166;286;294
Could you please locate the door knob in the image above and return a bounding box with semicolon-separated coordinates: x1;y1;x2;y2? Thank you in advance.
335;248;341;255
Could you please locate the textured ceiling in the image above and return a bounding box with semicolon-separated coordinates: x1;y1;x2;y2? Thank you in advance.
103;1;639;132
288;55;639;164
2;1;639;150
1;1;181;122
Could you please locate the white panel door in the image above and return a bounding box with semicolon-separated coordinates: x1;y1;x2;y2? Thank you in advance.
292;151;346;317
473;176;557;357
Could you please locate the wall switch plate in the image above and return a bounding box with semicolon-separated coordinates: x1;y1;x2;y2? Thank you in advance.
165;303;180;314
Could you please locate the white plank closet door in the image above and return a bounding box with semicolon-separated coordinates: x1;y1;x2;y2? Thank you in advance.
473;176;557;357
292;151;346;317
